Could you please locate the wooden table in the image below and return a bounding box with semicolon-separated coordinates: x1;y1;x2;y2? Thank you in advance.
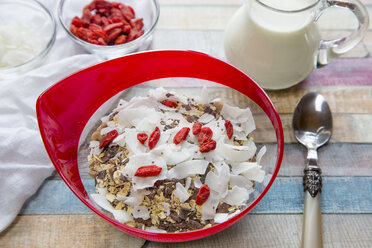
1;0;372;247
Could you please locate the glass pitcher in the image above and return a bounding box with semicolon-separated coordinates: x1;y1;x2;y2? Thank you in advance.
224;0;369;90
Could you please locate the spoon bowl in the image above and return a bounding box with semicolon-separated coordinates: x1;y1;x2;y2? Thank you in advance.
293;92;332;149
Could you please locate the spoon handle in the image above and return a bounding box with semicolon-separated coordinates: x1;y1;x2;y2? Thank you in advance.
302;166;323;248
302;192;323;248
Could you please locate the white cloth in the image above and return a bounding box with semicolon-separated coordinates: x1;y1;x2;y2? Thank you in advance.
0;54;103;232
0;0;104;232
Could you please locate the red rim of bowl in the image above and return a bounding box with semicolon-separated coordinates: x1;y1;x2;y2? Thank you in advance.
36;50;284;242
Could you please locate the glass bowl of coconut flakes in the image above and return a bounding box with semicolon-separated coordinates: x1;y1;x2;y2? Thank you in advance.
0;0;56;79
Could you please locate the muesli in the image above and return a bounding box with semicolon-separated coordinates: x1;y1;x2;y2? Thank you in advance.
88;87;266;233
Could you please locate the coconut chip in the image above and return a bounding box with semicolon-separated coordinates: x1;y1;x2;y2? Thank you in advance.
205;163;230;198
223;186;250;206
167;160;209;179
173;182;190;203
91;194;133;223
217;139;257;162
198;113;215;124
132;206;151;220
201;191;220;220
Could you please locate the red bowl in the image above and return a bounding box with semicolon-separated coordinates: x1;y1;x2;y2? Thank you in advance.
36;50;284;242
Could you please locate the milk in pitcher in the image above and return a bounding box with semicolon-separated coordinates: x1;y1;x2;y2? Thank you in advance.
224;0;321;89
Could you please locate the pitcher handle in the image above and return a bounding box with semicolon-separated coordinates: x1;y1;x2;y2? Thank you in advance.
316;0;369;66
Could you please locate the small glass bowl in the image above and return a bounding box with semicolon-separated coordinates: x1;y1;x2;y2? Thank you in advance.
0;0;56;79
58;0;160;60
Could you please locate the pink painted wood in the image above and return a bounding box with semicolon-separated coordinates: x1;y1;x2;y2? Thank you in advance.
301;58;372;86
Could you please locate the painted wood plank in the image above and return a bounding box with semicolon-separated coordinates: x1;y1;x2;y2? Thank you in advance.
152;29;370;59
20;177;372;215
159;0;243;6
157;6;236;30
0;215;146;248
240;113;372;143
278;143;372;177
301;59;372;86
151;30;226;59
147;214;372;248
156;5;372;30
267;85;372;113
2;214;372;248
278;113;372;143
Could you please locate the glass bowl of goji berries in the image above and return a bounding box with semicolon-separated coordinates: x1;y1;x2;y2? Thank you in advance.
58;0;159;59
0;0;56;79
37;50;284;242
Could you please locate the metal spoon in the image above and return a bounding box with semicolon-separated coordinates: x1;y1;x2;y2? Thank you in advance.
292;92;332;248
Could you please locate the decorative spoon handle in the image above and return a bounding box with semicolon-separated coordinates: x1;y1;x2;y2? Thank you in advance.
302;166;323;248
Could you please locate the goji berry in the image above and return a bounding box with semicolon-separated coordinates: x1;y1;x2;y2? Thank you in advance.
115;35;127;45
97;37;107;45
101;16;110;26
196;184;210;205
137;133;148;145
127;6;135;16
134;165;162;177
91;14;102;25
134;30;144;39
76;27;96;42
107;28;122;44
88;23;101;31
111;8;124;20
82;8;92;22
103;22;124;34
111;17;125;24
192;122;202;135
224;120;233;140
198;127;213;145
86;1;96;11
112;2;123;8
95;0;113;10
126;29;136;42
131;18;144;30
92;29;108;39
161;100;178;108
71;17;84;27
199;139;216;153
148;127;160;150
97;8;107;15
173;127;190;145
121;5;135;21
88;38;99;45
99;130;119;149
122;24;131;33
70;25;78;36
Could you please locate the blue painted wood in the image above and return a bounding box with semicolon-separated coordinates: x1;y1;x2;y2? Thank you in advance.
20;177;372;215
